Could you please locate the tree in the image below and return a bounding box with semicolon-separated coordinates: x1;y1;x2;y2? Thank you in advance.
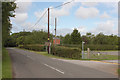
4;36;17;47
86;32;91;37
63;34;71;44
82;35;89;44
71;28;82;44
93;32;108;44
2;2;16;46
16;36;25;45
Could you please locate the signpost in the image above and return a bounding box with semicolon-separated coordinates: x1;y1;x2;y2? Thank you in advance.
82;41;85;59
45;42;51;53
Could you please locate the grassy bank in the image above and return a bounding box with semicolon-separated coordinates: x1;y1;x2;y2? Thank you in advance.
36;51;118;60
83;54;118;60
2;48;12;78
17;47;118;61
118;69;120;76
0;49;1;79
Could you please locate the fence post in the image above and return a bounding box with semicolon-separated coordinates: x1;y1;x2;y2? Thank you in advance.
87;48;90;59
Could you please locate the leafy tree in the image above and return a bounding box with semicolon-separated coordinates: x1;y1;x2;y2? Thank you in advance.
82;35;89;44
86;32;91;37
16;36;25;45
4;36;17;47
10;31;31;46
71;28;82;44
63;34;71;44
2;2;16;46
93;33;108;44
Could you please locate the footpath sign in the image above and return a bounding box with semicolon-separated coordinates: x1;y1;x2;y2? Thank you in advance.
45;42;50;46
45;42;51;52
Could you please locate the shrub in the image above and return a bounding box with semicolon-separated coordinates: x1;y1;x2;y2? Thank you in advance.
51;46;81;59
58;44;118;51
84;45;118;51
19;45;46;51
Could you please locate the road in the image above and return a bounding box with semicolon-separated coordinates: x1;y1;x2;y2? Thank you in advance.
7;48;118;78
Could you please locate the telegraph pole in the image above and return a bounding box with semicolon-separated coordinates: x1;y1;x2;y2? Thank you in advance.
48;8;50;54
55;18;57;45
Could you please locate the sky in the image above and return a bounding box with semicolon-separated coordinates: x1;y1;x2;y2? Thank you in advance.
10;1;118;36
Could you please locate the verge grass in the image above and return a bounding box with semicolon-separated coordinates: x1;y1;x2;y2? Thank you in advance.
118;69;120;76
17;47;119;61
2;48;12;78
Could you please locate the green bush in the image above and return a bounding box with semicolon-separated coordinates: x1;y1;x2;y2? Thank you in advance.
58;44;118;51
51;46;81;59
19;45;46;51
84;45;118;51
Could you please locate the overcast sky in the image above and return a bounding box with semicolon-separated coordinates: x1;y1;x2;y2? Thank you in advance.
10;1;118;36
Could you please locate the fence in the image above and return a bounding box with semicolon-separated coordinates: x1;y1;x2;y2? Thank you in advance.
19;44;118;60
83;49;118;60
56;44;118;60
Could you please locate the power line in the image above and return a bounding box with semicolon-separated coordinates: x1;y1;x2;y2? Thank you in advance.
50;0;74;9
31;9;48;28
30;0;74;30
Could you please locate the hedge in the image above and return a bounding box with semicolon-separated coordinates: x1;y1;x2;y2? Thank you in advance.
58;44;118;51
84;45;118;51
51;46;81;59
19;45;46;51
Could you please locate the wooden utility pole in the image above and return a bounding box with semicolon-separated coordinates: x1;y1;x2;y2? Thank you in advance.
55;18;57;37
55;18;57;45
48;8;50;54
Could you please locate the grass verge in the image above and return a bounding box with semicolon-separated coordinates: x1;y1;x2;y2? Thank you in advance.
84;54;118;60
2;48;12;78
118;69;120;76
17;47;119;61
0;49;1;79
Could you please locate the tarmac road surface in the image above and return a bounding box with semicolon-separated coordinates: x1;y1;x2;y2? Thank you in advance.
7;48;118;78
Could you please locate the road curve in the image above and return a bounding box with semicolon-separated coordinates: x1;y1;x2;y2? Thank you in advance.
7;48;118;78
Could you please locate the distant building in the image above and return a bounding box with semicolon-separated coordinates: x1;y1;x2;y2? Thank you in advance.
53;37;60;45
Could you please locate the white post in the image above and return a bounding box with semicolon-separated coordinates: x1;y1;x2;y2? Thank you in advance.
82;41;85;59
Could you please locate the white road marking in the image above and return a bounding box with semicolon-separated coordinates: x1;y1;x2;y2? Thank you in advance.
44;63;65;74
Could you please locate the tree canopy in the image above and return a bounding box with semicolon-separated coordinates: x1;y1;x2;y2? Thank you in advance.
2;2;16;46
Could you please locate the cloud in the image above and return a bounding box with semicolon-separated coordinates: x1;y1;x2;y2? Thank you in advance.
52;28;73;36
100;12;110;19
73;26;87;35
75;7;99;19
90;20;117;35
14;13;28;23
34;1;76;26
81;2;98;7
102;2;118;14
52;26;87;36
77;26;86;32
34;9;48;25
15;2;32;13
11;21;48;33
35;1;75;18
12;2;32;24
22;22;47;31
51;1;75;17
